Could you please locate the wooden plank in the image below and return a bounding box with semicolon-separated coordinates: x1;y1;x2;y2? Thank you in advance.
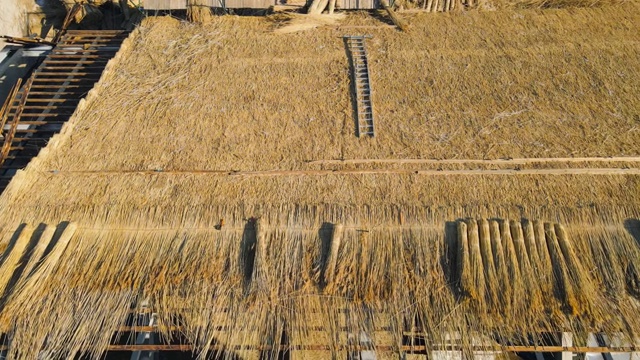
51;49;119;54
65;30;126;34
219;0;274;8
16;345;628;352
0;79;22;134
8;121;61;125
46;168;640;176
56;43;124;48
11;105;78;110
47;54;114;59
22;92;84;96
1;77;33;165
12;137;52;142
0;35;55;46
114;325;397;333
9;113;71;117
11;98;78;102
30;84;93;89
59;39;127;44
307;157;640;165
13;129;43;133
143;0;187;9
39;66;110;71
34;72;103;76
32;78;100;83
337;0;378;8
1;155;37;159
42;60;110;65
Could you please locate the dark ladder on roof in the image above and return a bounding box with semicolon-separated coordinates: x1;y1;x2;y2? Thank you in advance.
345;36;375;137
0;30;129;193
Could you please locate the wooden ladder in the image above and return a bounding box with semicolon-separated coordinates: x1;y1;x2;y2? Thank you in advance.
345;35;375;137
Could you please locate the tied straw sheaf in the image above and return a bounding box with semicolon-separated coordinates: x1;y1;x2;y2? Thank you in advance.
0;215;637;359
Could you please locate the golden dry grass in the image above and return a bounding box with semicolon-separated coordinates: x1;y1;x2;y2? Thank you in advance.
0;4;637;358
25;5;639;173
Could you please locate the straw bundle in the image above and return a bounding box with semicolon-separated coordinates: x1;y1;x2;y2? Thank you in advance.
477;219;499;308
454;218;614;327
510;220;543;312
0;225;34;299
500;219;525;310
273;13;346;34
500;0;625;9
456;221;471;296
0;212;634;358
187;0;213;23
467;219;486;303
555;223;598;314
414;0;622;11
488;219;510;310
585;223;640;298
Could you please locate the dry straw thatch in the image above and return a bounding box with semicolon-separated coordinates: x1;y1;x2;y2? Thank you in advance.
455;219;603;319
0;216;637;358
0;4;638;358
401;0;625;12
273;13;347;34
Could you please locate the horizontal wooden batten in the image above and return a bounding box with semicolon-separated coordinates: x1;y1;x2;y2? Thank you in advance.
0;344;633;353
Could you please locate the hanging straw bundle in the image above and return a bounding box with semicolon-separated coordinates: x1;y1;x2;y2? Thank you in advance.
454;218;619;330
187;0;213;23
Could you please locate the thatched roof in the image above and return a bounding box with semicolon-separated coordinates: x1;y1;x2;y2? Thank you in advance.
0;3;639;358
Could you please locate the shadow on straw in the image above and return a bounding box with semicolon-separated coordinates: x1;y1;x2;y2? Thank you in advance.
240;218;258;292
623;218;640;296
442;220;461;297
624;218;640;247
31;221;69;277
317;222;334;289
0;223;42;306
0;223;27;269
